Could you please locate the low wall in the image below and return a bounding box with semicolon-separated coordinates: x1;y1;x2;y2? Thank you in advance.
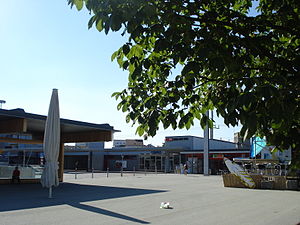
0;166;35;179
222;173;263;189
0;178;40;184
222;174;292;190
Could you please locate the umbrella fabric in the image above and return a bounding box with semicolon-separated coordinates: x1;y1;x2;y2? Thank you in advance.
41;89;60;188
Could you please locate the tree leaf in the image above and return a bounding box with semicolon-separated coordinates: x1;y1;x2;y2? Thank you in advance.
70;0;300;169
96;19;104;32
73;0;83;11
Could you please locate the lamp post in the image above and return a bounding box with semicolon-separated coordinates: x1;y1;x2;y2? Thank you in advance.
0;100;6;109
203;111;210;176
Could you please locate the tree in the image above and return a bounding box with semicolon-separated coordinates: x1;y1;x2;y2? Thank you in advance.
68;0;300;169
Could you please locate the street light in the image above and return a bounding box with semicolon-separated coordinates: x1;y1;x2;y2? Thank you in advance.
203;111;209;176
0;100;6;109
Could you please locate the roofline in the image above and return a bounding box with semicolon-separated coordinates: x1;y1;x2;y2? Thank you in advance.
164;135;238;144
0;146;184;153
180;150;250;154
0;108;119;132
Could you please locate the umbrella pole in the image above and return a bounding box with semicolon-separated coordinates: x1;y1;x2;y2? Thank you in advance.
49;186;52;198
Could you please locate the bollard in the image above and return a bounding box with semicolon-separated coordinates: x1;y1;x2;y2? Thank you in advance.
155;165;157;175
75;168;77;179
133;166;135;176
145;168;146;176
121;155;124;177
92;168;94;179
107;168;109;178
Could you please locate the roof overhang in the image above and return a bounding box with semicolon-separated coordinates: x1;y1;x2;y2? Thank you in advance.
0;108;119;143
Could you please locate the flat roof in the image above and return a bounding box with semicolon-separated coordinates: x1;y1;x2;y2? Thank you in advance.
180;149;250;154
0;108;119;143
164;135;238;144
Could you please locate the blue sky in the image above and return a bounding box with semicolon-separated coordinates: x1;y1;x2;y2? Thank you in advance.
0;0;242;147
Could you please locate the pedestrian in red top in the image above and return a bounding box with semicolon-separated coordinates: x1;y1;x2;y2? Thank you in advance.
11;166;20;183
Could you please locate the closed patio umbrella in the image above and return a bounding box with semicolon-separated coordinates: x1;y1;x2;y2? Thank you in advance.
41;89;60;198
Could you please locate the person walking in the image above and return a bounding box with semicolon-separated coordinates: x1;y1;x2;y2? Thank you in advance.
184;163;188;175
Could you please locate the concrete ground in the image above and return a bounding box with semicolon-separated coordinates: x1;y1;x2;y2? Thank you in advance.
0;172;299;225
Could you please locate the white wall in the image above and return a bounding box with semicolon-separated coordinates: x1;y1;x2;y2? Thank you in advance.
0;166;36;178
165;136;237;150
165;136;193;150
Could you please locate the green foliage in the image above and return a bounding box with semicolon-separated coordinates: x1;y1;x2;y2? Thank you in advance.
68;0;300;167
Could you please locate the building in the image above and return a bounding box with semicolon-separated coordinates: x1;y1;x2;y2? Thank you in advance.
0;108;251;178
164;135;238;150
0;133;43;166
96;135;250;175
260;146;291;162
0;108;116;182
234;132;251;150
64;142;105;171
106;139;147;171
161;135;250;174
113;139;144;148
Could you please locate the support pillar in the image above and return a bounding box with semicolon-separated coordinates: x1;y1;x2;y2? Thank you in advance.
204;111;209;176
165;153;170;173
58;142;64;182
210;110;214;139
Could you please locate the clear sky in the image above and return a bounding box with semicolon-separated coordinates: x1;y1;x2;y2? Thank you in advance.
0;0;242;147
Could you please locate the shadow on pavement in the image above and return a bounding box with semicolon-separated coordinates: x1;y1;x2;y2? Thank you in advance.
0;182;165;224
69;202;150;224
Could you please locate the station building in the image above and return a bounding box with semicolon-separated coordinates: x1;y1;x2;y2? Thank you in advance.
162;135;250;174
101;135;250;175
0;108;116;183
0;108;251;178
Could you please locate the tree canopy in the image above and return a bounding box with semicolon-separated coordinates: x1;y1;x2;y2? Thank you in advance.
68;0;300;168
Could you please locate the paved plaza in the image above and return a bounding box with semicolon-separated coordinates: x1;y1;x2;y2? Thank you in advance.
0;172;299;225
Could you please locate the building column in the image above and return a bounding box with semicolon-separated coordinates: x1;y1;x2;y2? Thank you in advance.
155;155;157;172
87;151;91;171
165;153;170;173
58;142;64;182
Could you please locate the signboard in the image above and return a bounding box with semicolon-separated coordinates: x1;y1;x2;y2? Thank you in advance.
212;154;223;159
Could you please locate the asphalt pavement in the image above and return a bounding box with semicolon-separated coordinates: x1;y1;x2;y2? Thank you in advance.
0;172;299;225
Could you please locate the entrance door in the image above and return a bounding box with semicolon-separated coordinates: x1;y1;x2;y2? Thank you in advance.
188;157;198;174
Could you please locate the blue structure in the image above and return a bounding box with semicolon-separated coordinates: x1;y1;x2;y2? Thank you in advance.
250;136;266;158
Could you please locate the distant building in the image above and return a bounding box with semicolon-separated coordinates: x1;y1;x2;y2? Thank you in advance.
164;135;237;150
113;140;126;147
260;147;291;162
234;132;251;150
64;142;105;170
0;108;251;176
162;135;250;174
0;133;43;165
105;139;146;171
75;142;105;149
102;135;251;174
113;139;144;148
